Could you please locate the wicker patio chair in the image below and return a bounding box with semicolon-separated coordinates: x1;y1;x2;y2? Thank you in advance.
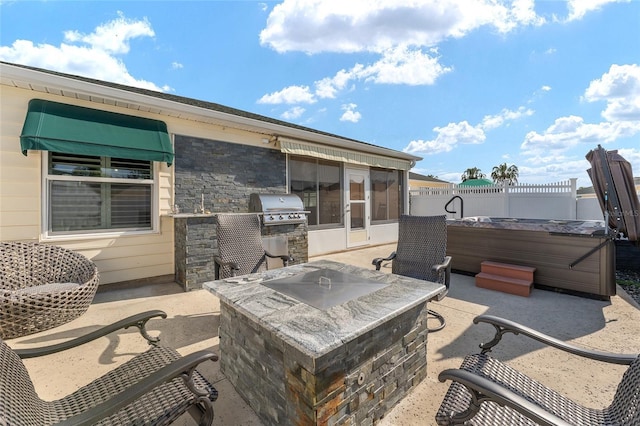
0;241;99;339
213;213;292;279
0;310;219;425
437;315;640;425
372;215;452;331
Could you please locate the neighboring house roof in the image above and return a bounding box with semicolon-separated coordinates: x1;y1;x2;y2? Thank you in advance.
409;172;449;184
578;177;640;195
1;61;421;165
458;178;495;187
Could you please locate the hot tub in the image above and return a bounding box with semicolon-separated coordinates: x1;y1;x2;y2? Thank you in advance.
446;217;615;298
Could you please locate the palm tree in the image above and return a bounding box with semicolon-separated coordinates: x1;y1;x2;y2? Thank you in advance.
491;163;519;185
461;167;485;182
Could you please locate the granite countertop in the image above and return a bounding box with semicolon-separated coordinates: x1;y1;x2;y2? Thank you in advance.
168;213;216;218
204;260;444;371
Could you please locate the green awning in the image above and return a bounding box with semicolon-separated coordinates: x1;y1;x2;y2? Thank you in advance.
20;99;174;166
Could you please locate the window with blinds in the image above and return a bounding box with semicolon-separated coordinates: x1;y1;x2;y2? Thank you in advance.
46;152;154;234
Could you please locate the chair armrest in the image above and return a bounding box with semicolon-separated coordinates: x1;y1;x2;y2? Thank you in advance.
15;310;167;359
213;255;240;274
55;350;219;426
438;368;572;426
372;252;396;271
474;315;637;365
265;251;293;266
432;255;452;298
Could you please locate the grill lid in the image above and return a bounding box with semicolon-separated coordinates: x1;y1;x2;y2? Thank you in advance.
249;193;304;212
249;193;307;225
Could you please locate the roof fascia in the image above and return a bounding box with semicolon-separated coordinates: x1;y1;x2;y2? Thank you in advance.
2;62;421;163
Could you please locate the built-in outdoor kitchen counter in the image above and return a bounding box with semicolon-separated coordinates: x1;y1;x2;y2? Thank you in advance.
172;213;216;291
204;260;445;425
446;217;616;298
172;210;308;291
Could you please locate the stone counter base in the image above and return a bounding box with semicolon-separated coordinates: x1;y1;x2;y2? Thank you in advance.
219;300;429;425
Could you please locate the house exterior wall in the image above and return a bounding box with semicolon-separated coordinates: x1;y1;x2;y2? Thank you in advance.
0;86;282;285
0;86;177;284
1;80;408;285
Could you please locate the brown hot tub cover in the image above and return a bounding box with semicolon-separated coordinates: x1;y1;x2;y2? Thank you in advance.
586;145;640;242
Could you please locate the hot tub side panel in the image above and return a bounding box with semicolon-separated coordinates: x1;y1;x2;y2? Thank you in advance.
446;226;615;297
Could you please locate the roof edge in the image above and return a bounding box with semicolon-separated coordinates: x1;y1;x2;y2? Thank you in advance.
1;61;421;164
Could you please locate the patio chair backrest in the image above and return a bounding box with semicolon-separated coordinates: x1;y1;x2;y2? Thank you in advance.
392;215;448;285
0;338;45;424
607;355;640;423
216;213;267;278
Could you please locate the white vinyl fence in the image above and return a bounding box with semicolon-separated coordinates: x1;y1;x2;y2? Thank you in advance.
409;179;607;221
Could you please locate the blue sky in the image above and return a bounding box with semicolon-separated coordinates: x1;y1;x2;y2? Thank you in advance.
1;0;639;188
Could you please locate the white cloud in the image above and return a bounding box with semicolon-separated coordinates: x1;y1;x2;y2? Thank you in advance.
315;67;359;98
260;47;452;106
0;13;167;92
516;159;590;184
63;12;154;54
357;46;452;86
257;85;316;104
340;103;361;123
583;64;640;121
404;121;485;155
480;107;534;130
617;148;640;173
281;106;306;120
171;62;184;70
521;115;640;156
404;105;533;155
566;0;629;22
257;0;549;111
260;0;546;54
518;63;640;185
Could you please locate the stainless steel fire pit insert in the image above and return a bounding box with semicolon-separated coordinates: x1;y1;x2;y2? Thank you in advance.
262;268;389;310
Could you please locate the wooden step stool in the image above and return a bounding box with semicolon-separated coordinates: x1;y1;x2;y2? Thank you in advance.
475;261;536;297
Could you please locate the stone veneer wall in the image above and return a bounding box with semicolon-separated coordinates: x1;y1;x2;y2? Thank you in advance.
174;135;308;290
174;135;287;214
219;300;429;425
174;216;216;291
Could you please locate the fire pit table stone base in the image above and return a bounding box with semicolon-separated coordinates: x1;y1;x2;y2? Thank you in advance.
205;260;444;425
220;299;429;425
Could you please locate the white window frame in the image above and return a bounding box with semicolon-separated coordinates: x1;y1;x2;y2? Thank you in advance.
41;151;159;240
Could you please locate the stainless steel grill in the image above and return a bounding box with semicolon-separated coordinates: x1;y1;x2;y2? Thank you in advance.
249;193;308;226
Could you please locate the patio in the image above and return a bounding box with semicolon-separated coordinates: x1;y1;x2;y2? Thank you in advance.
7;243;640;425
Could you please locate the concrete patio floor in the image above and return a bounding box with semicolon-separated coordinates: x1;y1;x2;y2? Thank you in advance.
7;243;640;425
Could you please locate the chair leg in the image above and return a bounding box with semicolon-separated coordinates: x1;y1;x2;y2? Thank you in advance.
427;309;446;332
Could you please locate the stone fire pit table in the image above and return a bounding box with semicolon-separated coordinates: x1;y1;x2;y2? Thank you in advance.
204;259;445;425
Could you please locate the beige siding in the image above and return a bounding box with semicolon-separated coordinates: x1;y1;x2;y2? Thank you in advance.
0;93;41;242
1;85;281;284
0;87;176;284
